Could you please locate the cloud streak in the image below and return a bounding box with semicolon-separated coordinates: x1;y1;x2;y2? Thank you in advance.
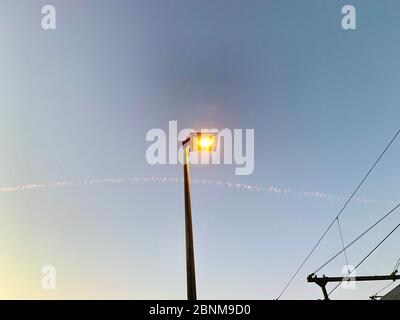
0;176;385;205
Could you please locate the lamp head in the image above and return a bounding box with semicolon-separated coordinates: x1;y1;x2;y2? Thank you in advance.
189;132;218;152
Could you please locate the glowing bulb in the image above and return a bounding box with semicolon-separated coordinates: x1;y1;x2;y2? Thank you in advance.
198;137;213;149
189;132;218;152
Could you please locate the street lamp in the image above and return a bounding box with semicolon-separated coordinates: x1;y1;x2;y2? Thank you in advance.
182;132;218;300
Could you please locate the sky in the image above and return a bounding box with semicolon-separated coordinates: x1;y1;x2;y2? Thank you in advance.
0;0;400;299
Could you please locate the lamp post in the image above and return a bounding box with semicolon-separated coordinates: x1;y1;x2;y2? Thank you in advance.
182;132;218;300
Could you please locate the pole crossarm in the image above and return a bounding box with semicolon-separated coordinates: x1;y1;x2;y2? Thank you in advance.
307;273;400;300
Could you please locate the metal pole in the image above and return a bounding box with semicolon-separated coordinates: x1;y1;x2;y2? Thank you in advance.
183;145;197;300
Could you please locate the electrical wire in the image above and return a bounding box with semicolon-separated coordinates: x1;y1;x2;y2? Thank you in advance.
371;256;400;299
313;203;400;274
276;129;400;299
393;256;400;273
336;217;350;273
373;281;397;298
328;220;400;296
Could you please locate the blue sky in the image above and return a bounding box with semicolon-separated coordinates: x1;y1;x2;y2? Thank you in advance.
0;0;399;299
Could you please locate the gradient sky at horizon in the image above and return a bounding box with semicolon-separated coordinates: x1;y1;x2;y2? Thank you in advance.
0;0;400;299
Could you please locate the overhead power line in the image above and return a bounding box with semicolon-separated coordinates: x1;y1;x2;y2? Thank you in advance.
336;217;350;273
371;256;400;299
276;128;400;299
329;219;400;297
372;281;397;299
393;256;400;273
313;203;400;274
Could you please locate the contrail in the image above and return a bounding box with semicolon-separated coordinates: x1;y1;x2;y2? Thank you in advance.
0;176;383;205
